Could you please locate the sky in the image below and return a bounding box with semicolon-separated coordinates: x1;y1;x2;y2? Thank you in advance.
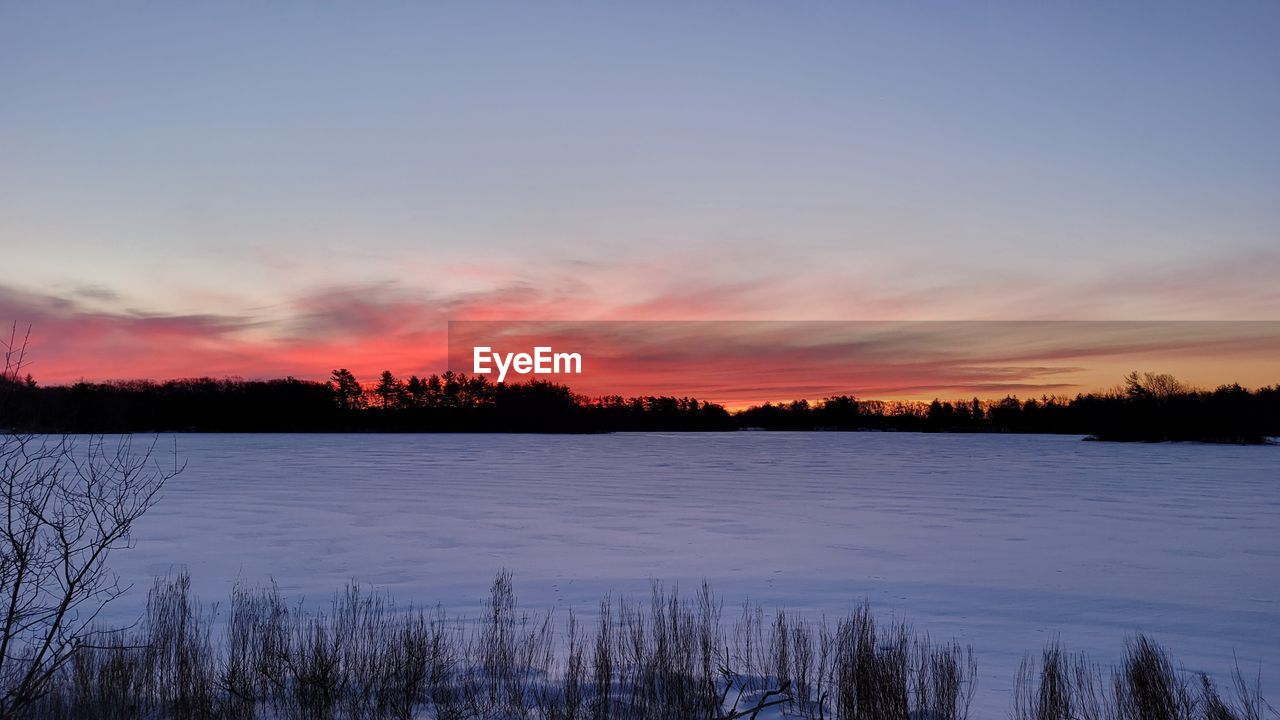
2;2;1278;398
446;321;1280;406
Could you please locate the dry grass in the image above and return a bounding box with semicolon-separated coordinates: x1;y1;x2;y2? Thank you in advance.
11;575;1271;720
1015;635;1275;720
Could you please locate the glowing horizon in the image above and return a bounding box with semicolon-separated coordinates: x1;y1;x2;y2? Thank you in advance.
8;312;1278;409
3;3;1278;391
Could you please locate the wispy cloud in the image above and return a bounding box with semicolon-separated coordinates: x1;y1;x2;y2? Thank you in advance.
448;319;1280;405
70;284;121;302
2;250;1277;402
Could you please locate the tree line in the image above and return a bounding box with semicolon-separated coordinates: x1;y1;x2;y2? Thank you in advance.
0;369;732;433
737;371;1280;442
1;369;1277;441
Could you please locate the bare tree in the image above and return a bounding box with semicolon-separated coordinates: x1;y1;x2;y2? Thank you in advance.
1123;371;1193;400
0;323;32;418
0;326;181;716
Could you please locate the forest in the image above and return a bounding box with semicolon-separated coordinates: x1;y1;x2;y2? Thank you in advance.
1;367;1277;441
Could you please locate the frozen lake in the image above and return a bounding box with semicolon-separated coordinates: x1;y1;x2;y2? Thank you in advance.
105;432;1278;716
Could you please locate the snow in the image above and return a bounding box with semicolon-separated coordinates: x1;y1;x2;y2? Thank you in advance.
96;432;1279;717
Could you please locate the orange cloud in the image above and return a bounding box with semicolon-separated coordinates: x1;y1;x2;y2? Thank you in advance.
4;251;1279;405
447;320;1280;407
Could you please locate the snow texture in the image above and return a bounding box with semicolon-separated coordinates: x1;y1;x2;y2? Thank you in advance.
98;432;1279;718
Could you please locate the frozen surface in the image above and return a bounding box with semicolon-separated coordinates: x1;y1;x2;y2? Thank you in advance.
99;433;1278;717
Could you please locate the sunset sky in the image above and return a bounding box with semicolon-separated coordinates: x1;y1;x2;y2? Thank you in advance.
2;2;1278;400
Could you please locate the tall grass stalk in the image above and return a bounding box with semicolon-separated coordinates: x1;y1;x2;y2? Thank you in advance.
15;574;1271;720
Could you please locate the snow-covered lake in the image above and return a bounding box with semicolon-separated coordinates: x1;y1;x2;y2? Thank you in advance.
109;432;1278;716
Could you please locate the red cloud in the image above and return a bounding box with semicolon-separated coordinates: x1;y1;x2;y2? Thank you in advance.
4;253;1279;406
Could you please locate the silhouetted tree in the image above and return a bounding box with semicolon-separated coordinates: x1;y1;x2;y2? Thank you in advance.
1123;371;1192;400
3;365;1275;440
405;375;428;408
374;370;405;409
0;331;181;715
328;369;365;412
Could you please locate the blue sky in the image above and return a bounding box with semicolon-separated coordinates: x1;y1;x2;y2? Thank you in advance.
2;1;1278;383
